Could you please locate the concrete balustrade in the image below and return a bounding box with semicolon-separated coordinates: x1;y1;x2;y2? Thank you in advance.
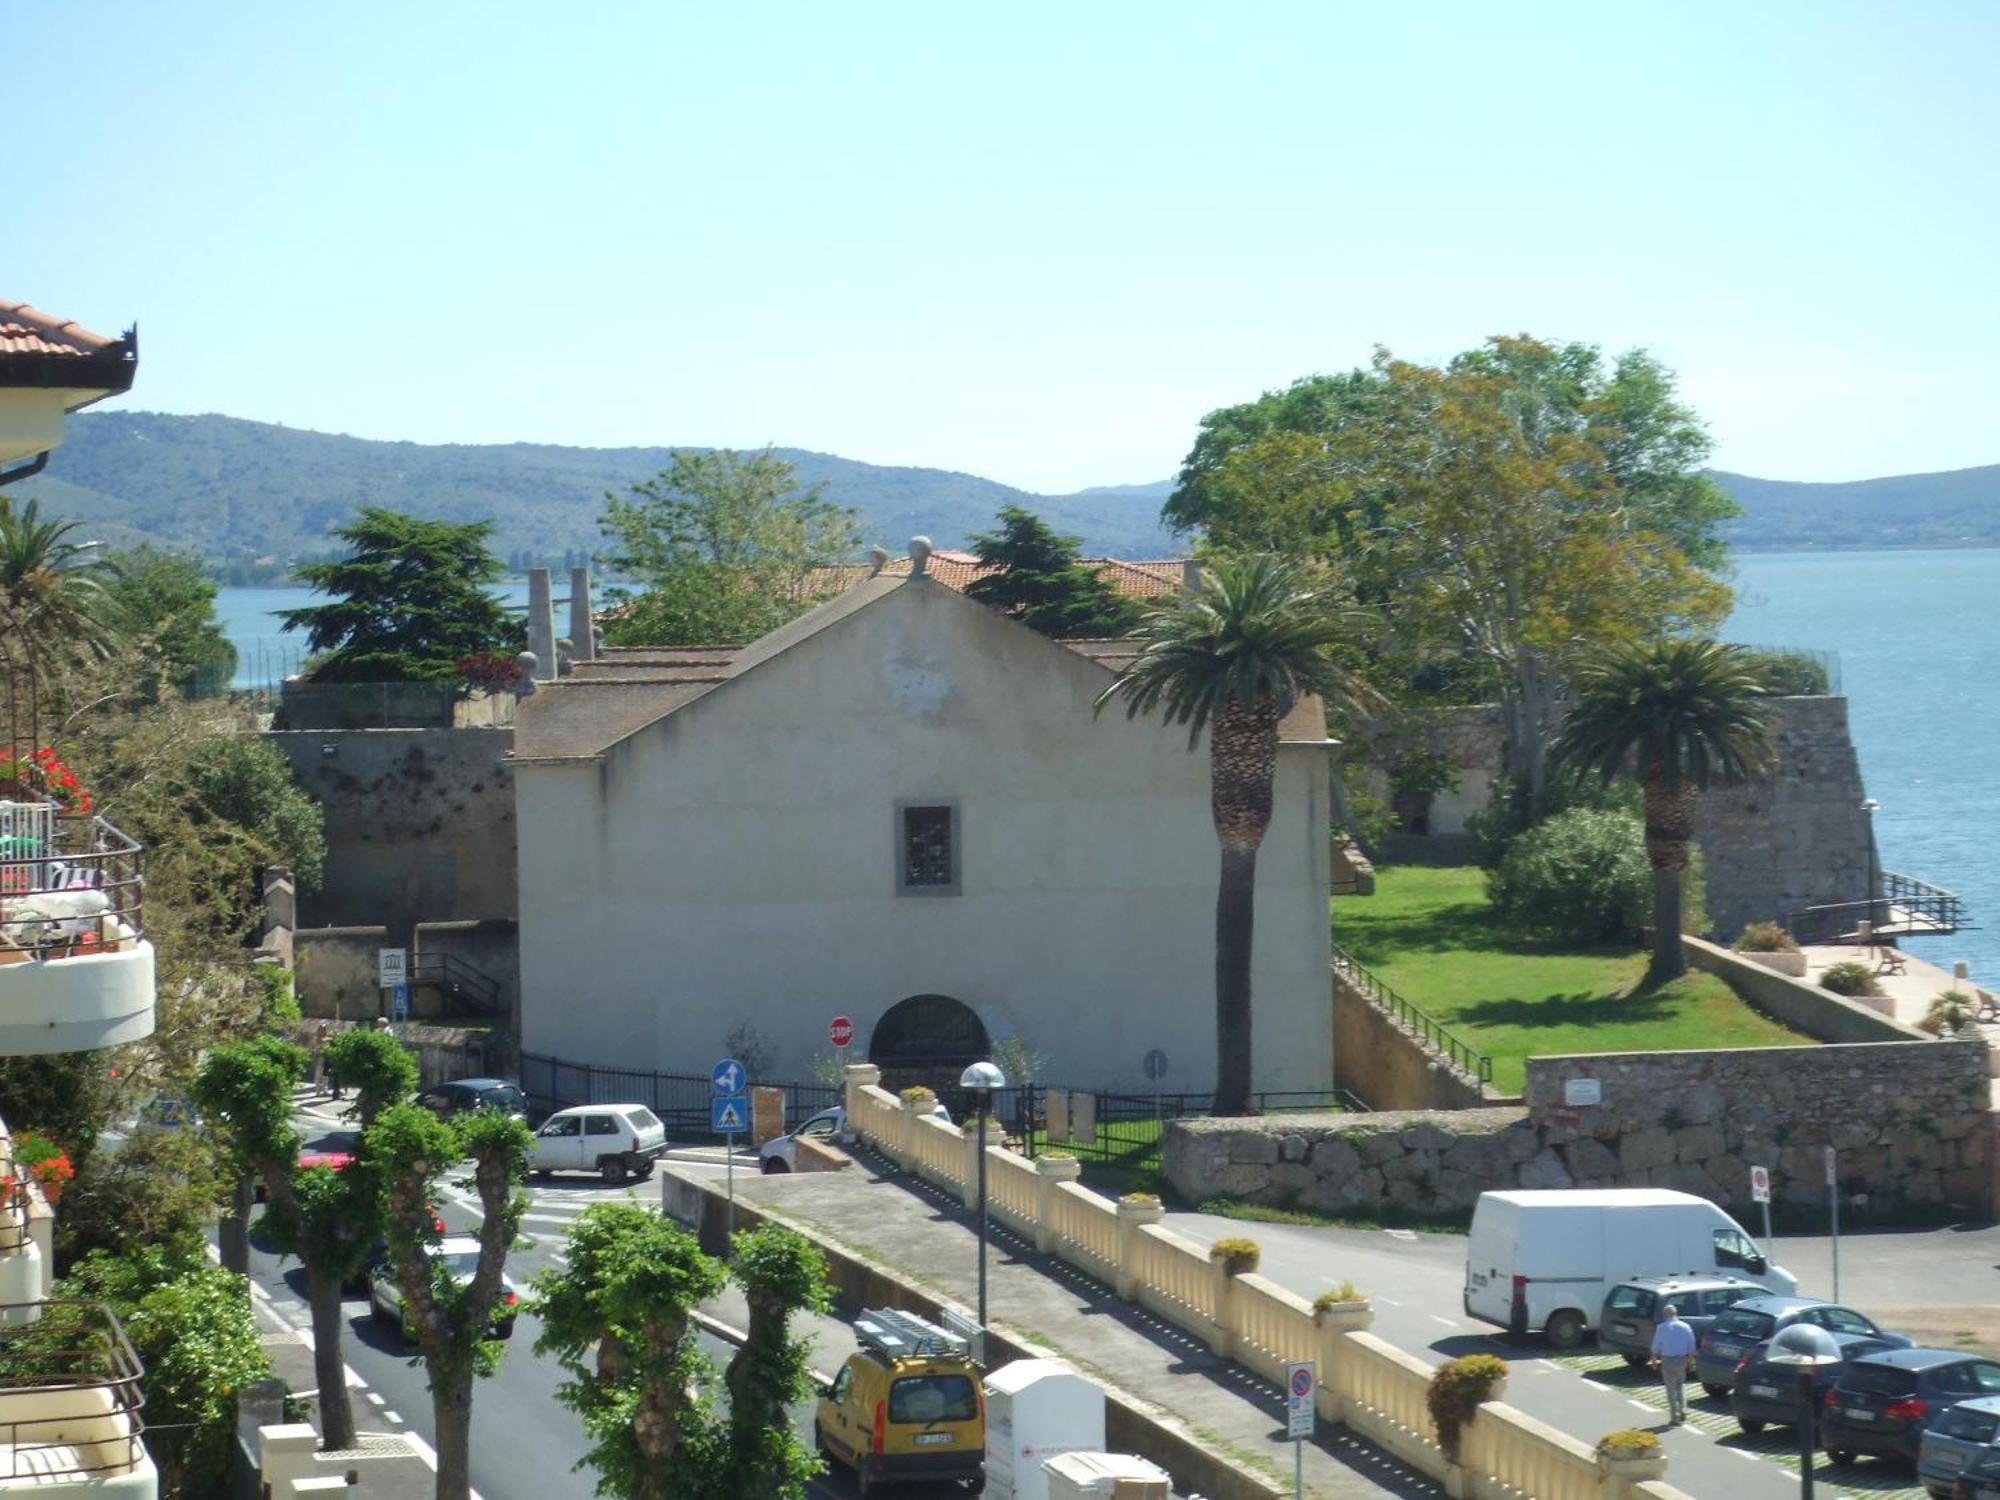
840;1067;1700;1500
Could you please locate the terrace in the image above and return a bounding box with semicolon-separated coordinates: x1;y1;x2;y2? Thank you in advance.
0;1301;154;1496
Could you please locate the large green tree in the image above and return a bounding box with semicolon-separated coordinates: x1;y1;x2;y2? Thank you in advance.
965;504;1140;639
106;545;237;696
0;496;126;672
1549;639;1774;980
1097;556;1367;1115
598;448;861;646
280;508;519;682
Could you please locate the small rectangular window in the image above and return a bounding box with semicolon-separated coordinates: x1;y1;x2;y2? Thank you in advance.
897;801;960;896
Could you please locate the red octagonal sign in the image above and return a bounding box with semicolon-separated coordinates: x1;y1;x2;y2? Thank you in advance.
829;1015;855;1049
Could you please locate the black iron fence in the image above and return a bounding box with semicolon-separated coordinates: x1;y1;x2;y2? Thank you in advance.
1331;944;1494;1087
1780;870;1966;946
1004;1083;1360;1168
520;1052;841;1137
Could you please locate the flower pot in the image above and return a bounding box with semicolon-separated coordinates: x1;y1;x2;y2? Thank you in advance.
1314;1299;1375;1334
1744;950;1807;978
1596;1449;1666;1492
36;1179;61;1205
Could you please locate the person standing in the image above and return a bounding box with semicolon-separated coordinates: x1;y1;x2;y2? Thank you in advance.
311;1022;329;1096
1650;1303;1698;1425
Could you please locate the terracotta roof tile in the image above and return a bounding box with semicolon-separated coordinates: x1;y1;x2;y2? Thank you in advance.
0;301;121;357
800;554;1190;602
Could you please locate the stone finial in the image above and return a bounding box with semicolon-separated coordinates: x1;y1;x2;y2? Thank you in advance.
909;537;933;577
868;545;892;577
555;637;574;676
514;652;538;697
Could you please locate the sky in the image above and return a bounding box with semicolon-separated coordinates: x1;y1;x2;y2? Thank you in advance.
13;2;2000;494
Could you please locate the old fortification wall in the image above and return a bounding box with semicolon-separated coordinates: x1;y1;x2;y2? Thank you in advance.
1167;1039;1991;1221
1332;970;1497;1112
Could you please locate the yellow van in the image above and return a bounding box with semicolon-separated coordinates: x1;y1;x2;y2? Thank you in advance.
814;1308;985;1495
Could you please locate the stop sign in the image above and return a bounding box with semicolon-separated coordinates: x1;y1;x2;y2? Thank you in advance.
829;1015;855;1049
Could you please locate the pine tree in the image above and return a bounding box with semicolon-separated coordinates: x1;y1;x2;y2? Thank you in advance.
965;504;1139;639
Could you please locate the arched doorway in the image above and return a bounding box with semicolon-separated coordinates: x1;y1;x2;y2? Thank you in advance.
868;994;990;1108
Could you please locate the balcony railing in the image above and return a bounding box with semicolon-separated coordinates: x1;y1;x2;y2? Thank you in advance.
0;803;143;965
0;1301;147;1482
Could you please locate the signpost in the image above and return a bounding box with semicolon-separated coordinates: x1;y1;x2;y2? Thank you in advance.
391;983;410;1022
713;1057;748;1233
828;1015;854;1049
1825;1146;1840;1300
1750;1165;1772;1262
1143;1048;1169;1134
1285;1360;1315;1499
376;948;407;988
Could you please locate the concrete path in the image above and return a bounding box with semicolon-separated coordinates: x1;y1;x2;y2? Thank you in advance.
1800;942;2000;1101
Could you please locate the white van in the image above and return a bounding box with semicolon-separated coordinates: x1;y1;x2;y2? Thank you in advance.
1463;1188;1797;1349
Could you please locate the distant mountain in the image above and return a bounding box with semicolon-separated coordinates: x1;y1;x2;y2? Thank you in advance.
1711;466;2000;550
19;411;1181;567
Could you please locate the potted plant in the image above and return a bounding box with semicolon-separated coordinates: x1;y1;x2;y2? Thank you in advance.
1595;1428;1666;1484
1425;1353;1508;1462
1733;921;1805;977
1208;1237;1261;1276
13;1132;73;1203
0;747;93;815
1922;990;1977;1037
1313;1281;1374;1332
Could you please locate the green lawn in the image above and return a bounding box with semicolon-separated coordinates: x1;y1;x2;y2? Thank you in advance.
1335;867;1811;1095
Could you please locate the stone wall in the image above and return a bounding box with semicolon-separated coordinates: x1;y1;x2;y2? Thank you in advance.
1333;971;1495;1112
294;926;384;1019
1166;1039;1992;1221
1685;936;1926;1042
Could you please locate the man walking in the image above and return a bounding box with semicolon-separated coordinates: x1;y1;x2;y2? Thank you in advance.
1650;1303;1698;1425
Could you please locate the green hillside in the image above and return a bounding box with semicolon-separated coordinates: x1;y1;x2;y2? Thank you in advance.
1712;465;2000;549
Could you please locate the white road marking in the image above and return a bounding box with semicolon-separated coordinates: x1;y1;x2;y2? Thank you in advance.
1732;1449;1761;1461
1535;1360;1562;1372
366;1392;385;1407
401;1430;486;1500
383;1410;403;1425
1429;1315;1458;1328
1629;1400;1654;1412
1384;1228;1418;1241
521;1212;582;1227
1374;1295;1401;1306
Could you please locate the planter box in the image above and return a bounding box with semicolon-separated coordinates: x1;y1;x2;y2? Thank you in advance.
1741;949;1807;977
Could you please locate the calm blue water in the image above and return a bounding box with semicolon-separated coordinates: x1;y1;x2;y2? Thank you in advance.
215;550;2000;981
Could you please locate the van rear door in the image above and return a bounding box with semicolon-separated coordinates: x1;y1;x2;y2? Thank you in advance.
1464;1195;1521;1327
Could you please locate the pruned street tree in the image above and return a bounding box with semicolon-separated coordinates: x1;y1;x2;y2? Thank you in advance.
722;1226;833;1498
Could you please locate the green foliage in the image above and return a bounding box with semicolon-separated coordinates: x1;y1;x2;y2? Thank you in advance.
281;507;520;682
1733;922;1799;954
52;1121;221;1268
192;1036;306;1178
1487;809;1707;946
325;1026;419;1127
1551;640;1776;795
1597;1428;1662;1456
106;545;237;696
723;1227;833;1499
1208;1236;1261;1274
1426;1353;1507;1461
964;504;1140;638
251;963;301;1028
0;1054;113;1183
1819;960;1884;998
1922;991;1976;1036
0;496;126;670
1314;1282;1363;1310
1736;648;1830;697
184;734;327;891
599;448;861;647
1465;767;1640;870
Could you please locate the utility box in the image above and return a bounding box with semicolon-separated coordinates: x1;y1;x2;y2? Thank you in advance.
1043;1452;1172;1500
984;1358;1105;1500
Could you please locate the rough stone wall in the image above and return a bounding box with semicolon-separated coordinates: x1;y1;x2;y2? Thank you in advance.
1333;973;1493;1112
267;727;518;936
294;926;384;1019
1167;1039;1991;1221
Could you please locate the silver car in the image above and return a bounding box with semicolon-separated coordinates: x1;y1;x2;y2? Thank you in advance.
1919;1395;2000;1498
758;1106;849;1174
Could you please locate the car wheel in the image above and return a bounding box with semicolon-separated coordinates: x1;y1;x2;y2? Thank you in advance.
1827;1449;1856;1467
1738;1418;1765;1435
762;1157;791;1175
1621;1353;1648;1369
1543;1309;1586;1350
1701;1382;1729;1399
599;1157;626;1184
636;1156;656;1179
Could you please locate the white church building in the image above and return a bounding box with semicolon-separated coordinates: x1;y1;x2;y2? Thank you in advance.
511;559;1336;1097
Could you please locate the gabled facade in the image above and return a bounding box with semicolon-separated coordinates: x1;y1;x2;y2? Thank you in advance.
513;573;1335;1095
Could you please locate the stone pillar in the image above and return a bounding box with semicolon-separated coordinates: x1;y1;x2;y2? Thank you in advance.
258;1424;320;1489
569;568;596;662
1034;1155;1082;1255
526;569;556;681
1596;1450;1668;1499
1314;1300;1373;1422
1210;1262;1238;1358
750;1086;785;1148
1113;1194;1161;1298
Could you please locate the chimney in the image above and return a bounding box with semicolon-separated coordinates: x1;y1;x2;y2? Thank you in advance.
568;567;596;662
1181;558;1203;590
909;537;933;577
526;569;556;681
868;545;892;577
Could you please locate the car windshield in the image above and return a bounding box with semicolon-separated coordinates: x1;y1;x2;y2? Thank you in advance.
1711;1308;1777;1338
889;1374;978;1424
441;1250;483;1280
1938;1407;2000;1443
1842;1364;1920;1397
479;1087;525;1111
1607;1287;1655;1317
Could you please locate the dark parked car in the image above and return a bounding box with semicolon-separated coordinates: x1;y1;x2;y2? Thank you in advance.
1696;1296;1911;1397
1730;1331;1897;1433
1954;1440;2000;1499
1599;1276;1768;1367
413;1079;530;1121
1821;1349;2000;1467
1919;1395;2000;1496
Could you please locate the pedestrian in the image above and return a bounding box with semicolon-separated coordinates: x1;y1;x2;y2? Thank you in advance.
311;1022;329;1096
1650;1302;1698;1425
373;1015;391;1033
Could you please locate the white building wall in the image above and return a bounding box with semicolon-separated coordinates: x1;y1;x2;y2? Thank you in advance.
517;581;1333;1094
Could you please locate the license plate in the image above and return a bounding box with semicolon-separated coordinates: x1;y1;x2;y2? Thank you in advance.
1614;1323;1636;1336
1711;1341;1739;1356
1846;1408;1876;1421
1748;1384;1779;1399
912;1433;955;1447
1937;1452;1967;1470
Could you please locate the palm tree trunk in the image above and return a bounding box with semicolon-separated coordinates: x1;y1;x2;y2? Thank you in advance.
1209;700;1279;1116
1642;770;1697;983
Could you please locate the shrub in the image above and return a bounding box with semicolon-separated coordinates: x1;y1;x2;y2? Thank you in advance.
1426;1353;1507;1461
1314;1282;1364;1311
1596;1428;1662;1457
1486;809;1707;946
1733;921;1799;954
898;1086;937;1107
1922;991;1976;1036
1737;648;1830;698
1120;1192;1162;1207
1208;1237;1261;1275
1820;960;1884;998
1467;767;1640;870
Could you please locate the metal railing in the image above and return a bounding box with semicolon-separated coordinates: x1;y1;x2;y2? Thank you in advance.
1011;1083;1360;1169
520;1052;842;1135
1781;870;1967;946
0;1181;30;1256
0;805;144;960
409;951;504;1016
1332;943;1494;1086
0;1300;147;1481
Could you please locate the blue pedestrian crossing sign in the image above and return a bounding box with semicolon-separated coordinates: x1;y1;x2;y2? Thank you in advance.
711;1096;749;1135
710;1058;747;1095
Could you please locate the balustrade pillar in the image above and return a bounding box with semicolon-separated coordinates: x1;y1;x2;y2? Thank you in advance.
1112;1194;1160;1297
1036;1155;1082;1256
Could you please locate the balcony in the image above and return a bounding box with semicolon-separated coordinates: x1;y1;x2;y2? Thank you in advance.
0;805;153;1056
0;1302;154;1497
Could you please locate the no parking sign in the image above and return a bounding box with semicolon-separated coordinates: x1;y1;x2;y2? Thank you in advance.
1286;1360;1315;1439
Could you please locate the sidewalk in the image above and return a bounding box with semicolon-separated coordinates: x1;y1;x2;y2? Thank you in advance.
708;1154;1443;1500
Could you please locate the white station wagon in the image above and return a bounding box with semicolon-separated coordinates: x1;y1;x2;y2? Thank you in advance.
528;1104;667;1183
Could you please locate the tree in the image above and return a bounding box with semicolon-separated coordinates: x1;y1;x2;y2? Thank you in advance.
183;735;328;891
598;448;860;646
367;1102;531;1500
106;545;237;696
964;505;1140;639
279;508;519;682
1096;556;1368;1114
1549;639;1774;980
0;497;126;672
533;1202;728;1499
722;1227;833;1498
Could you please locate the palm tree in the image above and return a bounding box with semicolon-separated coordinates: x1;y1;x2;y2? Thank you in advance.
1097;555;1366;1116
0;499;125;671
1550;638;1775;981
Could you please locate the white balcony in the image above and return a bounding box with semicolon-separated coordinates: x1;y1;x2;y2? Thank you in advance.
0;807;152;1058
0;1303;156;1498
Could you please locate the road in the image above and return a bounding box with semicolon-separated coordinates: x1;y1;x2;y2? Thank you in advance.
243;1104;861;1500
1163;1207;1996;1500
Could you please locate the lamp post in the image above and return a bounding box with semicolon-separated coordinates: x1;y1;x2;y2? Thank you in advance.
1765;1322;1843;1500
959;1060;1008;1333
1861;798;1880;933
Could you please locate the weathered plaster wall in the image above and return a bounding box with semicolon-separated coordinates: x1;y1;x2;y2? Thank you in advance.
1167;1039;1991;1221
1332;973;1494;1112
294;926;383;1020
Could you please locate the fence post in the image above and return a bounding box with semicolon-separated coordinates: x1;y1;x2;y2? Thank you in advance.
1113;1194;1160;1299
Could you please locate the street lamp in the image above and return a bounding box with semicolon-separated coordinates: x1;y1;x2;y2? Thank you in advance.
959;1060;1008;1333
1765;1322;1843;1499
1861;798;1880;933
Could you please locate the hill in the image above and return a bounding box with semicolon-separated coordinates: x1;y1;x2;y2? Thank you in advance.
1711;465;2000;550
17;411;1180;566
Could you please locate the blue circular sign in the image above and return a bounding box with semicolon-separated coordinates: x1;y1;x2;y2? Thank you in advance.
711;1058;747;1095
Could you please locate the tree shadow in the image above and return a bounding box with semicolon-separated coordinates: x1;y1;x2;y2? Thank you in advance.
1339;902;1498;962
1455;988;1674;1030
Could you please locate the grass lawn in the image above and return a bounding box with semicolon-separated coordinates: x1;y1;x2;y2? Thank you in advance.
1335;866;1811;1095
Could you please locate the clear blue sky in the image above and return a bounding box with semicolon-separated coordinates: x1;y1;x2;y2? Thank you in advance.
15;2;1998;493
